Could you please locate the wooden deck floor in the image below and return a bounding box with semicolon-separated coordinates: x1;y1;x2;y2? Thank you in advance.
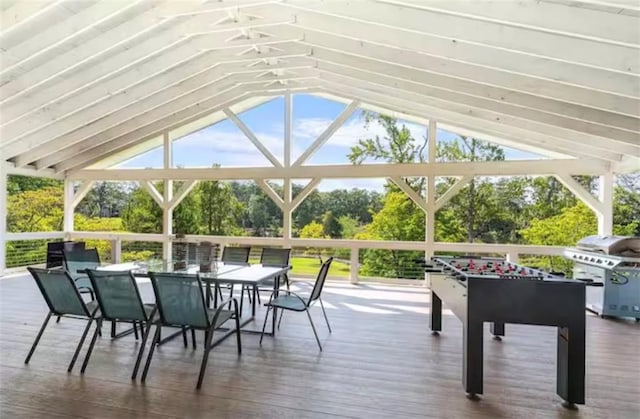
1;274;639;419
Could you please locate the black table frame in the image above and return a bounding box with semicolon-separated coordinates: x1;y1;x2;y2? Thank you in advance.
430;273;586;408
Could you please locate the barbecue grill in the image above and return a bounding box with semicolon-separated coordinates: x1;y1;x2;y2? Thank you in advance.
564;235;640;320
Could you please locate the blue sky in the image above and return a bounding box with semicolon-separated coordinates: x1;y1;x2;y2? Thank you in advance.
120;94;543;191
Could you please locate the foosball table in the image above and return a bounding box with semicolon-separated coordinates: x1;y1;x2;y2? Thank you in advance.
425;256;586;408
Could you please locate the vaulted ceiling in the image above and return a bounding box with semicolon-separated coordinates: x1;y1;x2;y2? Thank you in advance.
1;0;639;175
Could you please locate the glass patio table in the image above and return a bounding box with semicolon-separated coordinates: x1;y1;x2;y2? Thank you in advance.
96;260;290;343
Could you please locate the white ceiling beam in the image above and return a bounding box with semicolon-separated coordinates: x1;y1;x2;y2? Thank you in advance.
0;161;64;180
313;81;626;162
612;155;640;173
304;27;640;118
256;179;284;209
290;177;321;211
0;1;131;69
555;174;604;214
309;46;640;134
69;158;612;182
8;66;317;165
70;180;96;209
223;107;283;168
292;100;360;166
311;59;639;147
285;1;639;74
57;84;315;173
0;0;60;33
288;12;640;114
140;180;164;207
1;40;310;125
435;176;473;212
377;0;640;46
3;56;314;154
311;75;640;157
1;7;303;104
389;177;428;213
167;180;199;211
48;78;315;172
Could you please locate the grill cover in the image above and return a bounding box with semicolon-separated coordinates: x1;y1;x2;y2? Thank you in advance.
576;235;640;256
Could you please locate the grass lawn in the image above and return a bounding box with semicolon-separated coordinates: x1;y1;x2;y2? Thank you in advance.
290;256;350;278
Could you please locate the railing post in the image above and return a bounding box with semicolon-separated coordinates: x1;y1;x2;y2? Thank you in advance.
0;166;6;275
350;247;359;284
506;252;519;264
111;238;122;264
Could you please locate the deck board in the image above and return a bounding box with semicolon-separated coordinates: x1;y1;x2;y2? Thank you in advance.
1;274;639;418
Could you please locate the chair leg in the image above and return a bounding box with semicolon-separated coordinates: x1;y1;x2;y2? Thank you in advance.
306;309;322;352
234;305;242;354
277;309;285;329
68;317;95;372
141;326;161;383
182;327;188;348
25;312;52;364
319;298;332;333
80;318;102;373
56;316;61;323
110;320;116;338
191;328;197;349
196;328;215;389
132;321;154;380
259;306;272;346
239;286;245;316
133;321;139;340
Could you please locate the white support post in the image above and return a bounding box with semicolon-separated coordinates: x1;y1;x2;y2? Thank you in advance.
162;132;173;263
283;178;292;244
350;246;359;284
63;179;75;237
111;238;122;264
506;252;520;264
598;172;614;236
284;92;292;167
0;166;7;275
140;181;164;207
425;121;437;286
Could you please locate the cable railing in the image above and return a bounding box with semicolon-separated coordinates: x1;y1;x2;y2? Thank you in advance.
3;231;567;281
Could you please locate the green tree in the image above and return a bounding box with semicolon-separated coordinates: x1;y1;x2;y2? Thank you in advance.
197;180;242;235
7;175;61;195
7;186;63;232
337;215;359;239
76;182;130;217
322;211;342;238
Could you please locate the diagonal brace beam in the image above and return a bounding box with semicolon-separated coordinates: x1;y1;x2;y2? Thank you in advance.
435;176;472;212
167;180;199;211
293;100;360;167
555;174;603;214
291;178;322;212
224;108;282;168
70;181;96;209
390;176;428;213
140;181;164;208
256;179;284;209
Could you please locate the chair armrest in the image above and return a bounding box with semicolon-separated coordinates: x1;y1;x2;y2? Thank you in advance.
210;297;240;326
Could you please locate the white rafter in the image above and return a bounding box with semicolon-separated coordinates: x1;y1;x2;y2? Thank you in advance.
140;181;164;207
256;179;284;209
223;107;283;167
389;177;428;213
290;177;321;211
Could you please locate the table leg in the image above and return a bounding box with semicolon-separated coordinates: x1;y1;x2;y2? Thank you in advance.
557;324;585;407
463;320;484;398
430;291;442;335
490;322;505;340
252;285;257;317
271;277;279;336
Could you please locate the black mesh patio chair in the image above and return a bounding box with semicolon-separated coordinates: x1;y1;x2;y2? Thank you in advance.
25;267;101;372
260;257;333;351
221;246;252;310
248;248;292;304
82;269;158;379
62;247;101;300
142;272;242;389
